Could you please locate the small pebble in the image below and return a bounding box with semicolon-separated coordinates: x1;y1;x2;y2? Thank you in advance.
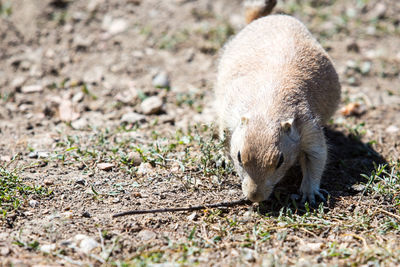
21;84;43;93
120;112;146;124
386;125;399;134
0;247;10;256
79;236;99;254
137;230;156;241
28;152;38;159
97;162;114;171
136;162;154;175
29;200;39;208
127;151;142;166
71;118;88;130
152;72;170;88
72;91;85;103
43;179;54;186
140;96;163;115
40;244;56;254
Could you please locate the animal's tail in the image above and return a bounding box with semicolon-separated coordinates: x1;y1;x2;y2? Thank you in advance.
244;0;277;24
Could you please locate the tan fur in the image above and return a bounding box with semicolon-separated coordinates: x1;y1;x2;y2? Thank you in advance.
215;15;341;203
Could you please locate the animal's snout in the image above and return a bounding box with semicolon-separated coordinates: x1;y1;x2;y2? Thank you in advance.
242;178;269;203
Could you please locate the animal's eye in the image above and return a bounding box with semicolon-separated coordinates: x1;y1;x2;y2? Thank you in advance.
237;151;242;164
276;154;284;169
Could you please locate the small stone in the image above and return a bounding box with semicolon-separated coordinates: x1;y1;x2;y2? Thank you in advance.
127;151;142;166
242;248;256;262
29;200;39;208
72;92;85;103
386;125;399;134
136;162;154;175
83;66;104;84
40;244;56;254
360;61;372;75
37;151;49;158
97;162;114;171
137;230;156;241
187;212;197;221
21;84;43;93
71;118;88;130
59;100;80;122
1;155;11;162
351;184;366;192
11;76;26;90
115;87;138;104
0;247;10;256
87;0;103;12
120;112;146;124
43;179;54;186
73;35;93;50
103;17;128;35
369;3;386;19
78;236;99;254
82;211;91;218
140;96;163;115
298;242;323;252
152;72;170;88
28;152;38;158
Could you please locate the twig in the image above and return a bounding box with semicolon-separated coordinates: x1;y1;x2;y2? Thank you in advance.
112;198;251;218
377;208;400;222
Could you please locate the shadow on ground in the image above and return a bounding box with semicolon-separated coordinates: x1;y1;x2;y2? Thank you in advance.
256;127;386;214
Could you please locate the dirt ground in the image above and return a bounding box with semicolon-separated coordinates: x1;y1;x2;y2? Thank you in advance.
1;0;400;266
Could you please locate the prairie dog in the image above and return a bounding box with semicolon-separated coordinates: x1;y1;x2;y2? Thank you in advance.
215;15;341;204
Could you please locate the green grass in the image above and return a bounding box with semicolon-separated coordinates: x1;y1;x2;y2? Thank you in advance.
0;161;51;217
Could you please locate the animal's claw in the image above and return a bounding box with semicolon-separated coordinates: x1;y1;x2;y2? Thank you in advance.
300;188;329;207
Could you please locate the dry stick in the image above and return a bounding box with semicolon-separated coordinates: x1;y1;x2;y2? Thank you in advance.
113;198;251;218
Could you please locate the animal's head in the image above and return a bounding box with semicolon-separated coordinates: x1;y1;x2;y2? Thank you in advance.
230;115;301;202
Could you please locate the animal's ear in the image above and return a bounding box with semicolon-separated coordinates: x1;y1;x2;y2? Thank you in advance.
281;118;294;133
241;116;249;126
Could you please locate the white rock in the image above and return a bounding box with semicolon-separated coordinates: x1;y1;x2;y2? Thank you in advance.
386;125;399;134
37;151;49;158
121;112;145;124
141;96;163;115
59;100;80;122
152;72;170;88
104;18;128;35
298;242;323;252
241;248;256;262
11;76;26;89
97;162;114;171
72;91;84;103
87;0;103;12
79;237;99;254
21;84;43;93
40;244;56;254
71;118;88;130
136;162;154;175
137;230;156;241
29;200;39;208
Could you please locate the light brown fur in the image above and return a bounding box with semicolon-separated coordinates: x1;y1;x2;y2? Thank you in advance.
215;15;341;203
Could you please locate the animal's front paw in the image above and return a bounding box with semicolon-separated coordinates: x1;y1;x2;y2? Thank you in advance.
298;188;328;207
